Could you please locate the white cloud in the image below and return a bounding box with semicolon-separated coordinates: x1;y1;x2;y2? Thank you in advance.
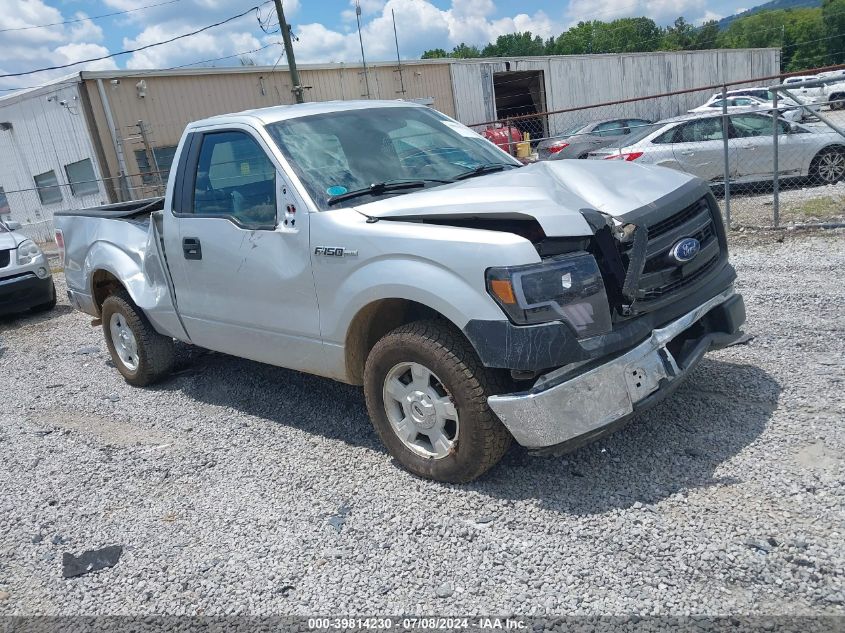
0;0;118;90
566;0;706;26
297;0;561;63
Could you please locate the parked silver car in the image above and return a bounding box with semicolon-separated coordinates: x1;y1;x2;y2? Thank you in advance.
536;118;653;160
0;218;56;317
689;95;807;123
588;110;845;185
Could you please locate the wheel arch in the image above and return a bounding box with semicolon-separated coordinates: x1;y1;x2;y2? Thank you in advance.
344;298;467;386
91;268;129;314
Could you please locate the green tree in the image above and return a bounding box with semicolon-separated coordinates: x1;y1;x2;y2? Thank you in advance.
823;0;845;65
548;21;596;55
690;20;720;50
594;17;663;53
660;17;696;50
481;32;546;57
421;48;448;59
783;8;828;70
451;43;482;58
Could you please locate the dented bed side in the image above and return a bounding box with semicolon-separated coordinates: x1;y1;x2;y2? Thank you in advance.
55;211;189;342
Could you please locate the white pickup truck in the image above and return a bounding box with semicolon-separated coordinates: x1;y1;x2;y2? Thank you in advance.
55;101;745;482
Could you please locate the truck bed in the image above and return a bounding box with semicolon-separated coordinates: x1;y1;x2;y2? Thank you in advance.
54;197;164;220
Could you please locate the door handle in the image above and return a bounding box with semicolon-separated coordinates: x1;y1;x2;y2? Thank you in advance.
680;151;694;156
183;237;202;260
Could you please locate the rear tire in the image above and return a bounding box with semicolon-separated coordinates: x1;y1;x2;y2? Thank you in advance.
363;320;512;483
101;290;175;386
810;148;845;185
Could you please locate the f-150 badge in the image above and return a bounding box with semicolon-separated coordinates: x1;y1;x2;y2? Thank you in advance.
314;247;359;257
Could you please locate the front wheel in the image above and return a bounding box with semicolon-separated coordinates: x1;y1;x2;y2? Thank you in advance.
101;291;175;386
810;148;845;185
31;281;56;312
363;320;512;483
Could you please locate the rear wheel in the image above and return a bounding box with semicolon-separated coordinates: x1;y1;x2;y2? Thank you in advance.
363;320;512;483
101;291;174;386
810;148;845;184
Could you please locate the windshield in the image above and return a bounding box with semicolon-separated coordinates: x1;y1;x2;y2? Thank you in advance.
265;106;518;210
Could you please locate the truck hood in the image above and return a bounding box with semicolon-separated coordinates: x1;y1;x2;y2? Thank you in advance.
353;160;699;237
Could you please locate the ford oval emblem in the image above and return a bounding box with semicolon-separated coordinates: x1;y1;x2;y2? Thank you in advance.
670;237;701;264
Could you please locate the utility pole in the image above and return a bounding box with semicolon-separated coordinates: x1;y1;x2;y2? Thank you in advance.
272;0;304;103
356;0;371;98
392;9;406;95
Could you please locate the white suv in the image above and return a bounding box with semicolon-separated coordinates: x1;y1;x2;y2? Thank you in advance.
0;218;55;317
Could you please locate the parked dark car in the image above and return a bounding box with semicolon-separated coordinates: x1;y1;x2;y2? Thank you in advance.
537;118;654;160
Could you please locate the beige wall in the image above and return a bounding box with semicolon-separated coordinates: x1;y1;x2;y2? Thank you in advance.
82;63;456;200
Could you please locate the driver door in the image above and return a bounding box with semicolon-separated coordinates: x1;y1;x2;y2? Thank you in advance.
164;126;324;374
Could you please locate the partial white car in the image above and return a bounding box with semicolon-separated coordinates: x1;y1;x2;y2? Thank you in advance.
782;74;845;111
0;218;56;317
690;94;810;122
588;110;845;186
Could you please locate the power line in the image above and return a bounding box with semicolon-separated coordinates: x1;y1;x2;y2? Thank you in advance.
0;0;183;34
0;2;272;79
0;43;281;93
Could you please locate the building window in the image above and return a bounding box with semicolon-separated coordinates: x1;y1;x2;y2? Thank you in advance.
135;146;177;185
34;170;63;205
65;158;99;196
0;187;9;214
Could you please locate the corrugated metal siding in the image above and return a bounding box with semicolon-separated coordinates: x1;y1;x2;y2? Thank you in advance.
0;83;106;241
83;63;456;200
450;49;780;135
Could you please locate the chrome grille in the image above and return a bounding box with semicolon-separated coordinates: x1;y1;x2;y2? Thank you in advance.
623;196;722;309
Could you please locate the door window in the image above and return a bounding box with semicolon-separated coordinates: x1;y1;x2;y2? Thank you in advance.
626;119;651;132
192;131;276;227
593;121;628;137
677;119;724;143
731;114;788;137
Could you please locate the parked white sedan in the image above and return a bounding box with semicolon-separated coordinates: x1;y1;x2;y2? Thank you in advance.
588;110;845;185
689;95;807;122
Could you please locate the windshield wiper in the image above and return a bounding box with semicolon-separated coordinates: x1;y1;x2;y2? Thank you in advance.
453;163;519;181
326;179;451;206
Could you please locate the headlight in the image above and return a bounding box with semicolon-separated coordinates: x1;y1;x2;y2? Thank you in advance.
486;252;612;338
16;239;43;266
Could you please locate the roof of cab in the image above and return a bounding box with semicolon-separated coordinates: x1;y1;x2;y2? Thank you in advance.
186;99;426;129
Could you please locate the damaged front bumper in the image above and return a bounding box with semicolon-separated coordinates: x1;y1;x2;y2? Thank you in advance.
487;288;745;452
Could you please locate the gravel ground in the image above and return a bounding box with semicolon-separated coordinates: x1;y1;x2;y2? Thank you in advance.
722;181;845;228
0;230;843;617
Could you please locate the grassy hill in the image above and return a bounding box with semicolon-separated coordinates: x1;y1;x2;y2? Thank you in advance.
718;0;822;29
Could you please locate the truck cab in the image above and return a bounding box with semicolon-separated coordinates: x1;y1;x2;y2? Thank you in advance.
56;101;745;483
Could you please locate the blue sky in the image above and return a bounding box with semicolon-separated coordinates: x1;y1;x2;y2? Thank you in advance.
1;0;759;90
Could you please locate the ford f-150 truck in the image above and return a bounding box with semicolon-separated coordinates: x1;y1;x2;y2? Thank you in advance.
55;101;745;483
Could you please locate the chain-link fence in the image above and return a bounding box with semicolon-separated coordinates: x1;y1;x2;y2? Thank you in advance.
467;72;845;229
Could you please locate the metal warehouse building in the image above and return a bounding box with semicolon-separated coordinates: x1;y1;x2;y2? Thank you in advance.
0;48;779;238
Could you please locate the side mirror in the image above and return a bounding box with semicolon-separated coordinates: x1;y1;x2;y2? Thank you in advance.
789;122;800;134
5;220;21;230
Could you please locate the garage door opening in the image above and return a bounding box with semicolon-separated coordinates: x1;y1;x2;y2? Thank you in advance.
493;70;547;140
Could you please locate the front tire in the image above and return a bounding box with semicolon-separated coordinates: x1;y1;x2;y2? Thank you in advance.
810;148;845;185
363;320;512;483
31;281;56;312
101;291;174;386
